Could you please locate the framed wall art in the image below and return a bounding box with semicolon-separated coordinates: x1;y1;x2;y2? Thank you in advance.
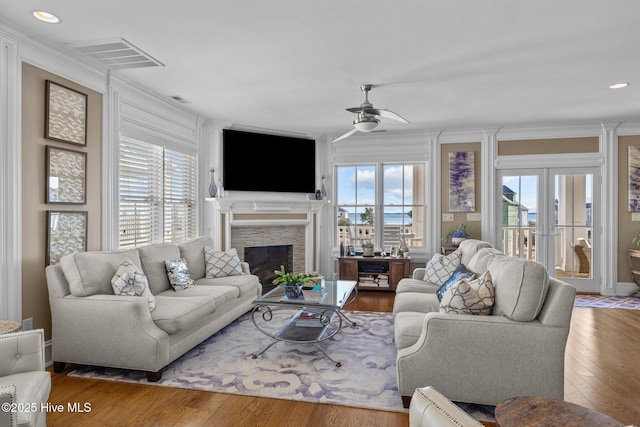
46;210;88;265
46;145;87;204
629;146;640;212
45;80;88;146
448;151;476;212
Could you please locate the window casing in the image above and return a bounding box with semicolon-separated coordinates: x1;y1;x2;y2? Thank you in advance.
336;163;425;253
119;137;197;248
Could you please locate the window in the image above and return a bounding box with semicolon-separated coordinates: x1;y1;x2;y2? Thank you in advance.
119;137;197;248
336;163;425;252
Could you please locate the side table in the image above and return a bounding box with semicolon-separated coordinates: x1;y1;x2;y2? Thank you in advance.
0;321;22;335
495;396;625;427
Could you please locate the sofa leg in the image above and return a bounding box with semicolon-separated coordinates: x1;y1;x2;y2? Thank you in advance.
402;395;412;408
53;361;66;373
146;369;163;382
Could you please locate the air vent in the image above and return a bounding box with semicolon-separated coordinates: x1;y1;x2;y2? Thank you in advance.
67;38;164;70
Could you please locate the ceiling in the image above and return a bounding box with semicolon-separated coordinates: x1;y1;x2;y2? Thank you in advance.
1;0;640;139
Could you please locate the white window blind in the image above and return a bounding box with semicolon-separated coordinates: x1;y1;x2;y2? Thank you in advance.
119;137;197;248
163;148;197;243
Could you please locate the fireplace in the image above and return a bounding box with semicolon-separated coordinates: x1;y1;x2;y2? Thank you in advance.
245;245;293;294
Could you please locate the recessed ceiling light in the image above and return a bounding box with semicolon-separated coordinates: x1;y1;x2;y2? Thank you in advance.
33;10;60;24
610;82;629;89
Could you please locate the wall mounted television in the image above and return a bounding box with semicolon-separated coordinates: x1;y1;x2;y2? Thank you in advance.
222;128;316;193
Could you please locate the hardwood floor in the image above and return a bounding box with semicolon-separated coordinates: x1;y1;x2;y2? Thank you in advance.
47;291;640;426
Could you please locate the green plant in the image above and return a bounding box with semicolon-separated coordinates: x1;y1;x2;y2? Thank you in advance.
362;241;375;249
272;265;317;287
632;227;640;247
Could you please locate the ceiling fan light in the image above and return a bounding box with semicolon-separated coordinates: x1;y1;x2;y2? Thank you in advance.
353;119;379;132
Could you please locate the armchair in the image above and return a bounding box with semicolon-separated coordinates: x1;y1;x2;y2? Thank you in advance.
0;329;51;427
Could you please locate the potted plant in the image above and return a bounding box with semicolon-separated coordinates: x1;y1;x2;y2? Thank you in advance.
446;224;471;246
272;265;317;299
362;241;375;257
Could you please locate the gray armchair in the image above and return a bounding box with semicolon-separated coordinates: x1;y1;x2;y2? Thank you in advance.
0;329;51;427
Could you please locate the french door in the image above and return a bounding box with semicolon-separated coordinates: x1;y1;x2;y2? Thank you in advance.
497;167;600;293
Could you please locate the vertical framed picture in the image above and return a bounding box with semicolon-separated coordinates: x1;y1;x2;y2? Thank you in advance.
629;146;640;212
448;151;476;212
45;80;88;146
46;211;88;265
46;146;87;204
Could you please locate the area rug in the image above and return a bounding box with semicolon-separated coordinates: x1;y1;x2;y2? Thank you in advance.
68;310;495;421
574;294;640;309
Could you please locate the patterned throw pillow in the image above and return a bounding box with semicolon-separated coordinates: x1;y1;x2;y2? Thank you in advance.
204;247;244;278
424;251;462;286
439;270;495;315
165;259;196;291
436;263;476;301
111;260;156;311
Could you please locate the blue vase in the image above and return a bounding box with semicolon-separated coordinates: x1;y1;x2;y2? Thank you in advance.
284;285;303;299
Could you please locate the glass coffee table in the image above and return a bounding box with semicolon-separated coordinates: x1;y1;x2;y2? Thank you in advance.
251;280;358;367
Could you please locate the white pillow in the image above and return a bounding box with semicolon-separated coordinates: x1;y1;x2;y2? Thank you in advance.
439;270;495;315
424;251;462;286
111;259;156;311
204;247;244;278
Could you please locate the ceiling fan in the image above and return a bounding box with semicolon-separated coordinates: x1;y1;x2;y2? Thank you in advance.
332;84;409;142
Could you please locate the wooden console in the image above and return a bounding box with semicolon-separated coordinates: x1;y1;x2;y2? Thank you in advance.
338;256;410;291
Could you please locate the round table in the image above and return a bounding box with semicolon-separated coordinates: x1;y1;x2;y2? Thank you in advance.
495;396;625;427
0;321;22;335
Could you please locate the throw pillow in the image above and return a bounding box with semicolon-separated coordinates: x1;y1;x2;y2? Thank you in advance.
165;259;196;291
204;247;243;278
440;270;495;315
111;259;156;311
424;251;462;286
436;263;476;301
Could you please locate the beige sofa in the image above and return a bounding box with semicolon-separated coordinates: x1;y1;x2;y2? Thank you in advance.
0;329;51;427
394;240;576;407
45;237;261;381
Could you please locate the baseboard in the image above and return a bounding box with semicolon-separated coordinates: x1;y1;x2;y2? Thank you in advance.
45;339;53;367
615;281;639;296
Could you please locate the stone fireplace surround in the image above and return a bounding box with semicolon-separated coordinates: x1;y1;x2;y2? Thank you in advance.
204;197;326;276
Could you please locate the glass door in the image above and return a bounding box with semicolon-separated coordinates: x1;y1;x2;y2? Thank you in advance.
498;168;599;292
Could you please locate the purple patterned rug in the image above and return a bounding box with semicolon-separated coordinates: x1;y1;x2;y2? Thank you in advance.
574;294;640;309
68;310;495;421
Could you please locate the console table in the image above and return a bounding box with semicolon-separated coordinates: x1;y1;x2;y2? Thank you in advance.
338;256;410;291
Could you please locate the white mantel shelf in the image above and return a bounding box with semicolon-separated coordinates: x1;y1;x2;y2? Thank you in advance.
205;197;327;215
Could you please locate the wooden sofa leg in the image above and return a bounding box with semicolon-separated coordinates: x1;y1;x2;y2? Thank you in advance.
402;395;412;408
53;361;66;373
146;368;163;382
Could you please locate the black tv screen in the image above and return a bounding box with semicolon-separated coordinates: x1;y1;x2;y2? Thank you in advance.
223;129;316;193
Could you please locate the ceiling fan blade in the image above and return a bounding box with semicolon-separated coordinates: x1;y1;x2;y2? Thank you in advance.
332;128;358;142
365;108;410;124
346;107;364;114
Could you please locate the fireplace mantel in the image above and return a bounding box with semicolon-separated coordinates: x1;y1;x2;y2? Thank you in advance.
203;197;327;273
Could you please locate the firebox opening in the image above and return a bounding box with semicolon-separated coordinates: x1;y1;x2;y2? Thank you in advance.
244;245;293;294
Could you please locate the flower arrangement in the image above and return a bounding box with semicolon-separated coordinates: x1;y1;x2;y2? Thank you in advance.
444;224;471;245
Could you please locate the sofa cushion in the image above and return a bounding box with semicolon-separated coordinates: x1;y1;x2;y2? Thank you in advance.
111;259;156;311
150;296;216;334
488;257;549;321
156;284;239;307
178;237;213;280
424;251;462;286
138;243;181;294
205;247;244;278
394;312;428;350
393;292;441;315
60;249;142;297
196;274;261;298
165;259;196;291
439;270;495;315
456;239;494;266
467;248;503;274
436;263;476;301
395;278;439;294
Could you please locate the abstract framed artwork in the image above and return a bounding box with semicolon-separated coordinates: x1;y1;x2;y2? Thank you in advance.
45;80;88;146
46;145;87;204
46;210;88;265
448;151;475;212
629;146;640;211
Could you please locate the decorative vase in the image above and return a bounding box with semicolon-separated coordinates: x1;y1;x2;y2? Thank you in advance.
284;284;303;299
321;175;328;199
363;247;374;257
208;168;218;198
